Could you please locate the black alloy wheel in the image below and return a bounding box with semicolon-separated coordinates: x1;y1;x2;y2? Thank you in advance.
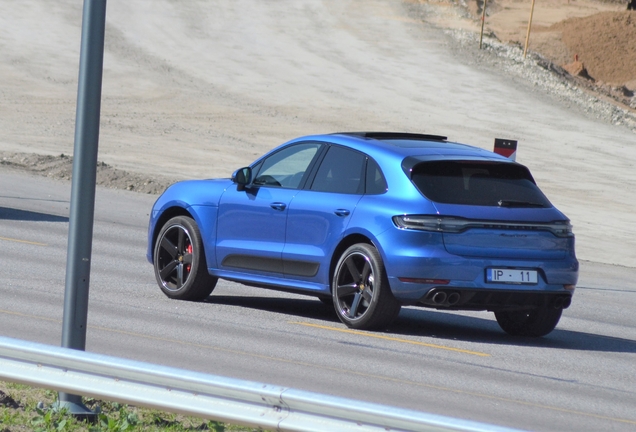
332;243;401;330
153;216;217;300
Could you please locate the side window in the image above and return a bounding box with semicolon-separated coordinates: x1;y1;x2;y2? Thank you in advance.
365;158;387;195
253;143;321;189
310;146;365;194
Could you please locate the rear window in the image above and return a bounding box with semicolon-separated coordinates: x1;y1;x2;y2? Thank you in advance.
410;161;551;207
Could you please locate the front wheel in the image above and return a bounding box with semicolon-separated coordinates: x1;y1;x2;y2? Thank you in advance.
495;307;562;337
153;216;217;301
332;243;401;330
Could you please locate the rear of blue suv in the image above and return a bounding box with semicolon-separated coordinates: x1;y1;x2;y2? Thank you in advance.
352;135;578;336
148;132;577;337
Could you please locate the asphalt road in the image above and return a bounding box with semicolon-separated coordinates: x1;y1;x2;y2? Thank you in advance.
1;171;635;431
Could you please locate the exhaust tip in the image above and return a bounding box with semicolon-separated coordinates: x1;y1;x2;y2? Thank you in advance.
561;296;571;309
432;291;447;304
447;292;461;306
553;296;572;310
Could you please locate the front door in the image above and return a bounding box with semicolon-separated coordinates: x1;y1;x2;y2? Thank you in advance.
216;142;323;276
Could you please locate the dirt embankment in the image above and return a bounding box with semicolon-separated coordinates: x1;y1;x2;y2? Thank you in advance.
537;10;636;106
0;152;174;194
429;0;636;109
551;12;636;86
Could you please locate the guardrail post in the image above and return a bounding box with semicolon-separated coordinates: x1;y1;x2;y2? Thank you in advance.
58;0;107;419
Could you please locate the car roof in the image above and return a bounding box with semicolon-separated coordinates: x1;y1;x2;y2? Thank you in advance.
286;132;511;165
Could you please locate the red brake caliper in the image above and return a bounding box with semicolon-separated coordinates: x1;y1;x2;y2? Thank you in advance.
186;244;192;272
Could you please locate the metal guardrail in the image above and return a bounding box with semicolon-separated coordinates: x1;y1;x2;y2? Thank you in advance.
0;336;522;432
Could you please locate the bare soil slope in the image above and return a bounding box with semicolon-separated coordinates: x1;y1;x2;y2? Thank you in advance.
553;11;636;86
427;0;636;107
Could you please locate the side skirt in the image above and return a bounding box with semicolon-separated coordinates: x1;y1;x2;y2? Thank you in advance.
210;268;330;296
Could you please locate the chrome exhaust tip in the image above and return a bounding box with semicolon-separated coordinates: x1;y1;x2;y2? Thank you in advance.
432;291;447;304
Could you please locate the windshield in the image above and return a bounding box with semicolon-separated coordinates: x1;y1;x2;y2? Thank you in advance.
410;160;552;207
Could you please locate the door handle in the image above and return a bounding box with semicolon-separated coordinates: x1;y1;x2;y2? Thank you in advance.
334;209;350;217
270;202;287;211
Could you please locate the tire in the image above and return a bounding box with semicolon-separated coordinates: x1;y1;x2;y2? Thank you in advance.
495;307;562;337
332;243;401;330
153;216;217;301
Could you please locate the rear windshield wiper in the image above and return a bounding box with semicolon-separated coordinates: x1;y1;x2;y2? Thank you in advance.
498;200;545;208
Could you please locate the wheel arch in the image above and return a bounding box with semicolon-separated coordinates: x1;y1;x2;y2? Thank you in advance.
328;233;377;292
150;206;194;261
330;235;402;330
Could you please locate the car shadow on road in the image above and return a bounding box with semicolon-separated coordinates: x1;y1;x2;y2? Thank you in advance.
0;206;68;222
206;295;636;354
204;295;339;322
390;307;636;354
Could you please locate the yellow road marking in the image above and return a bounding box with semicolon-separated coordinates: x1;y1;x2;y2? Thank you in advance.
0;309;59;322
2;309;635;426
290;321;490;357
0;236;47;246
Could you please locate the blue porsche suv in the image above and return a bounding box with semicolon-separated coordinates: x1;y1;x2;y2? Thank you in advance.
147;132;578;337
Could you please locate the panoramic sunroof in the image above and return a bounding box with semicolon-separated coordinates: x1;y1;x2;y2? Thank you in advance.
379;139;459;148
339;132;448;142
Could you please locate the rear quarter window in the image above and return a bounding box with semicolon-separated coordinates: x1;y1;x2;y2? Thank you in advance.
410;161;552;207
365;158;387;195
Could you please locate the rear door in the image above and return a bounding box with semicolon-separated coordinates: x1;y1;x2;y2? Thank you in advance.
283;145;367;283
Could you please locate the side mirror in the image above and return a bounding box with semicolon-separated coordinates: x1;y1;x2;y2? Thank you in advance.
232;167;252;191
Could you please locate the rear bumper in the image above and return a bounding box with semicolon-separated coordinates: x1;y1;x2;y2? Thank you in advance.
417;287;572;312
385;257;578;306
376;229;579;305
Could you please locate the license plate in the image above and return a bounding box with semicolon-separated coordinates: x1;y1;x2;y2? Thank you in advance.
487;268;538;284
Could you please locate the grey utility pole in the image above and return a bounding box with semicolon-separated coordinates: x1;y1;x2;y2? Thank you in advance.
57;0;107;418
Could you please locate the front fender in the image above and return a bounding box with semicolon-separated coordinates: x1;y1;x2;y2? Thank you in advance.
146;178;232;267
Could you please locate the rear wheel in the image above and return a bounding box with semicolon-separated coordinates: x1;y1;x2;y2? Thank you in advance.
495;307;562;337
332;243;401;330
153;216;217;300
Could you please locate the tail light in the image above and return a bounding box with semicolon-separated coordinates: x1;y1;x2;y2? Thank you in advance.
393;215;573;237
